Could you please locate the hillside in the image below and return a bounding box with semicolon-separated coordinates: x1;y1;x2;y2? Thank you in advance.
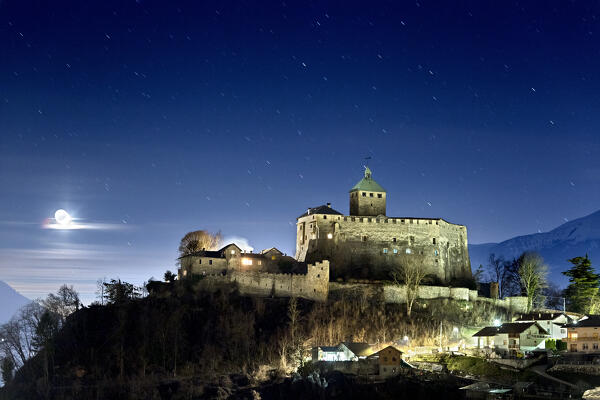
469;210;600;285
0;281;30;324
0;279;512;400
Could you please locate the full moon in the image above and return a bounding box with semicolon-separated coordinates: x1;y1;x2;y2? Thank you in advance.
54;209;72;225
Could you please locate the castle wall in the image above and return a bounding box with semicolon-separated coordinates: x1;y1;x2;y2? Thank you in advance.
296;214;470;282
194;261;330;302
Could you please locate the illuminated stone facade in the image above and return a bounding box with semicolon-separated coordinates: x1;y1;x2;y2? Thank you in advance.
295;168;472;282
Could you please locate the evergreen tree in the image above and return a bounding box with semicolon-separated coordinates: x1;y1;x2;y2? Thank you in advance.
1;356;15;385
563;255;599;314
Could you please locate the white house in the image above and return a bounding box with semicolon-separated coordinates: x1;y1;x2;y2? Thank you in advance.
473;322;549;356
312;345;345;361
514;312;569;340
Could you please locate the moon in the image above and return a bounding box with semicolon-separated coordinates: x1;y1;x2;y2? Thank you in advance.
54;209;72;226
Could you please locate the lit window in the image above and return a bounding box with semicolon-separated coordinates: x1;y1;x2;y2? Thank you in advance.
327;233;333;239
242;258;253;266
231;250;235;255
406;248;412;254
393;249;398;254
258;260;262;265
383;248;388;254
434;250;439;256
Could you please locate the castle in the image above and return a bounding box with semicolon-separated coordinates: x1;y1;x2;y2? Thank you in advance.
177;166;476;303
295;167;472;283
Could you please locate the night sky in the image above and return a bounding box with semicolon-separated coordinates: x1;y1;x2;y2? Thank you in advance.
1;1;599;303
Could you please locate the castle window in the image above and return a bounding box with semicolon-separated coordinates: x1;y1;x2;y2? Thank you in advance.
436;221;439;225
362;192;366;197
209;259;213;265
323;215;327;219
393;248;398;254
351;217;355;222
435;259;438;263
401;219;405;224
383;248;388;254
392;238;396;242
384;219;388;223
317;274;320;278
370;193;374;197
376;219;379;223
327;233;333;239
368;218;372;222
433;238;436;245
406;248;412;254
434;250;439;256
360;218;364;222
410;236;414;244
362;236;367;242
199;259;202;264
378;193;382;198
392;219;396;224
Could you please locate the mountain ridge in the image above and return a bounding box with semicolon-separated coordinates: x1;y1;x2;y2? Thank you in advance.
0;280;30;324
469;209;600;287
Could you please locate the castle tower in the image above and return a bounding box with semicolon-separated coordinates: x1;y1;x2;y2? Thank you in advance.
349;167;386;216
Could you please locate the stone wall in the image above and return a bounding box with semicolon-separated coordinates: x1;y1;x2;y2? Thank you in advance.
296;213;471;282
329;281;528;313
196;261;330;302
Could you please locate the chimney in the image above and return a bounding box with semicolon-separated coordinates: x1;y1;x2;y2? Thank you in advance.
327;202;331;208
307;208;311;215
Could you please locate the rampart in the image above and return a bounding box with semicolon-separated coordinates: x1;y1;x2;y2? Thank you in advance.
196;261;330;302
329;282;528;313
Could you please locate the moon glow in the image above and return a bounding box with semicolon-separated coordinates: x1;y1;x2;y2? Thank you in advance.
54;209;72;226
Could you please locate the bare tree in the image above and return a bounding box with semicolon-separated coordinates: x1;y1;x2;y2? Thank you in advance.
390;253;427;317
40;285;80;324
177;230;223;259
518;252;548;312
0;302;44;369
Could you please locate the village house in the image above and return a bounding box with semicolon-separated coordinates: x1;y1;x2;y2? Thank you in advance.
473;322;549;356
513;312;569;340
312;345;344;362
178;243;294;277
371;345;412;378
311;342;375;362
566;315;600;353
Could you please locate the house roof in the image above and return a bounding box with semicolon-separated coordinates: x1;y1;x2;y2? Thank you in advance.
565;315;600;328
515;312;567;322
317;346;341;353
178;250;224;259
473;322;549;337
473;326;501;337
341;342;374;357
219;243;242;253
298;205;344;218
261;247;283;255
375;345;403;355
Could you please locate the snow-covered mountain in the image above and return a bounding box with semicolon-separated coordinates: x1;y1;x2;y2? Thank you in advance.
469;210;600;286
0;281;30;324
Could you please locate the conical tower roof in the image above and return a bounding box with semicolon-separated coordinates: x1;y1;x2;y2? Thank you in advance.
349;167;386;192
